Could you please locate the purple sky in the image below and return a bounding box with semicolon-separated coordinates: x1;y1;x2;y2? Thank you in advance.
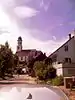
0;0;75;55
14;0;75;41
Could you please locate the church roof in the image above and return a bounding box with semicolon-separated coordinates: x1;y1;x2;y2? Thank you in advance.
16;50;31;56
16;49;37;56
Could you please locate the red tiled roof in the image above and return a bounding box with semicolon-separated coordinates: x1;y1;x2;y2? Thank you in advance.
16;49;37;57
16;50;31;56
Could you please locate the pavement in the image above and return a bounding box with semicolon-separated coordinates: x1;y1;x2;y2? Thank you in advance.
0;75;37;84
0;80;36;84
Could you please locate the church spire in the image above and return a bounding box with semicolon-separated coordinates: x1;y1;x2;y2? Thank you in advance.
17;36;22;52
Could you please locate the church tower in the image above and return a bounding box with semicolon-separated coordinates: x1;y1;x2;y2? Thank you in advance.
17;36;22;52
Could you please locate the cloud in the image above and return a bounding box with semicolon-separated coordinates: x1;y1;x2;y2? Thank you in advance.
0;0;70;56
0;6;13;35
59;21;75;26
0;0;15;7
52;36;56;40
0;21;68;56
14;6;39;18
40;0;50;11
16;28;68;56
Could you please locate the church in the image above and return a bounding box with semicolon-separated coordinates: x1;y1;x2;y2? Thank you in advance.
16;36;46;64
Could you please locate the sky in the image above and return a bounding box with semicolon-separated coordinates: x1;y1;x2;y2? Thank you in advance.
0;0;75;56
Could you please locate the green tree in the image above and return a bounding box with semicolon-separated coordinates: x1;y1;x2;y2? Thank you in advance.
33;61;47;80
46;65;56;79
0;43;14;79
13;54;19;68
33;61;56;80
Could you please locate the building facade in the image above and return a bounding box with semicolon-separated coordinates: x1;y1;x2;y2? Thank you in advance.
49;33;75;77
16;36;46;65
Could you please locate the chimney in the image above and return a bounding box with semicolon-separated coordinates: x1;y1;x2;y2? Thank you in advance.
69;34;71;39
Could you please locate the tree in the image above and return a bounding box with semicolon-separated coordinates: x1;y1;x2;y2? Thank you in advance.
46;65;56;79
27;51;47;75
0;43;14;79
13;54;19;68
33;61;56;80
44;57;52;65
33;61;47;80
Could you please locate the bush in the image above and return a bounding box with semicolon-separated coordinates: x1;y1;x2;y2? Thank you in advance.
34;61;48;80
46;65;56;79
33;61;56;80
52;76;64;86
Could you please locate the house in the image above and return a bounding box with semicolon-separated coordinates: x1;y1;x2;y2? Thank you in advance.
49;32;75;77
16;36;46;67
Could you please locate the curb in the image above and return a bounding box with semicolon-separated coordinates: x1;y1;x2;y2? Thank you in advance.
0;81;37;85
54;86;69;100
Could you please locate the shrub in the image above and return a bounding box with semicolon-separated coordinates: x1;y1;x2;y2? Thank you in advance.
33;61;56;80
34;61;48;80
52;76;64;86
46;65;56;79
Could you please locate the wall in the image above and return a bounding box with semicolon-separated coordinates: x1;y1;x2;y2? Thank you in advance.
52;63;63;76
63;63;75;77
50;37;75;63
53;63;75;77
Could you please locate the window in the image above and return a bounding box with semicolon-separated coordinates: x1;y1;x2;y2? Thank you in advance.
65;58;71;63
69;58;71;63
65;58;68;63
19;42;22;45
21;57;23;60
64;45;68;51
17;46;19;49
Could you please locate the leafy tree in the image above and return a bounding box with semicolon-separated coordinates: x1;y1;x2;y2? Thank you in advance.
0;43;14;78
33;61;56;80
27;52;47;75
13;54;19;68
44;57;52;65
33;61;47;80
46;65;56;79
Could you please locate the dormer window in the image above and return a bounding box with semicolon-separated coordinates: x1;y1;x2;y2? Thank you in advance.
64;45;68;51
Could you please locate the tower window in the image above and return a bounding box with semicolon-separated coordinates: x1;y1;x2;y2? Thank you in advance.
17;46;19;49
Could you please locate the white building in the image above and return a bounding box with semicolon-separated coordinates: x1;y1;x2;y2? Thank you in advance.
49;32;75;77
